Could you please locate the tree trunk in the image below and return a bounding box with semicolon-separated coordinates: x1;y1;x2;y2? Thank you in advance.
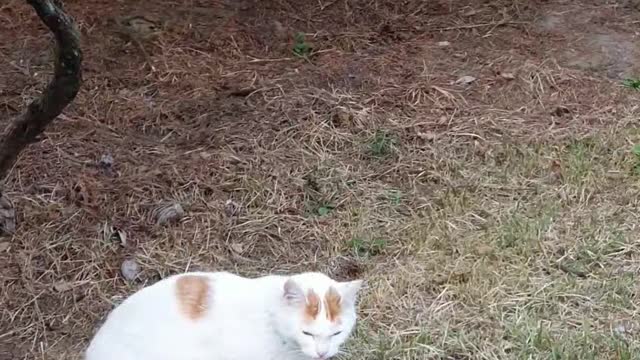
0;0;82;234
0;0;82;179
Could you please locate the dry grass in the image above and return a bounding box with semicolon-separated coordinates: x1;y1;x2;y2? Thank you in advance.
2;0;640;359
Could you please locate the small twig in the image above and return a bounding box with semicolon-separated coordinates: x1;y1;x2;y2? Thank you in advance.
445;132;486;141
134;39;156;72
246;56;295;63
0;52;31;77
228;87;257;97
433;21;528;31
317;0;340;11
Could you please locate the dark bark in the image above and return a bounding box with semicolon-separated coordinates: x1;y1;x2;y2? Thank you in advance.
0;0;82;181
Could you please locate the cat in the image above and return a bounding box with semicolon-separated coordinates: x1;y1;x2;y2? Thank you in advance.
85;271;363;360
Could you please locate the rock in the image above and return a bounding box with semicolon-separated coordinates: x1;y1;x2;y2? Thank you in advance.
121;259;140;281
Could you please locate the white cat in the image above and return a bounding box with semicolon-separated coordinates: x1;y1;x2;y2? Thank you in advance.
85;271;363;360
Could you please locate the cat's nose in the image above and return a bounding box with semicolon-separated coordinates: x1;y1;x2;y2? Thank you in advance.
315;350;329;359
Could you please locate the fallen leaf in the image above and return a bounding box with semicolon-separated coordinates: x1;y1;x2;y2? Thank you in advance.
614;323;628;335
100;223;127;246
229;87;256;97
230;243;244;253
99;153;114;169
432;273;448;285
455;75;477;86
461;9;478;16
499;72;515;80
417;131;437;141
153;203;185;225
613;321;636;336
69;178;96;207
475;244;494;256
332;108;353;127
53;282;74;293
550;160;563;180
114;228;127;247
0;242;10;252
224;199;241;217
551;106;571;117
317;206;334;216
0;193;16;235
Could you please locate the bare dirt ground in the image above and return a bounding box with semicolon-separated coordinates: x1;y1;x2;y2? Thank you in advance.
2;0;640;359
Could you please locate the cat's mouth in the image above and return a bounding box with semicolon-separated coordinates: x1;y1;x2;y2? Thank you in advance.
312;357;330;360
311;354;333;360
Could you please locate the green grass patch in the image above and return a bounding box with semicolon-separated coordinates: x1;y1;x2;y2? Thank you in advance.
367;130;397;158
622;78;640;90
292;32;312;57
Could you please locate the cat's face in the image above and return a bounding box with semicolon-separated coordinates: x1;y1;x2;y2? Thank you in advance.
281;274;363;360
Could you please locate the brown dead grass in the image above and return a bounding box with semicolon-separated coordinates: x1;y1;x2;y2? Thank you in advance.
2;0;640;359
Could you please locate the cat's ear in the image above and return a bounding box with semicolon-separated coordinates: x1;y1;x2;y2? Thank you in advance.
338;279;363;305
283;278;305;305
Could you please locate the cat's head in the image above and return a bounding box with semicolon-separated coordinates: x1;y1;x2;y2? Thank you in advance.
278;272;363;360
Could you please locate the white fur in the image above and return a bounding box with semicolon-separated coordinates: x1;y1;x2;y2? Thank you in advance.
85;271;362;360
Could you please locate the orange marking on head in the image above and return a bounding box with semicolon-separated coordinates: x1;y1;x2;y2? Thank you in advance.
175;275;210;320
304;289;320;322
324;286;342;323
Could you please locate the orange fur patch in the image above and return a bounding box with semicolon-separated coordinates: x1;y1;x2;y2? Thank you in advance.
175;275;210;320
324;287;342;322
304;289;320;322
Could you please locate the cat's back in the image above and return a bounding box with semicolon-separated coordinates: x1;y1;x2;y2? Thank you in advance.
86;271;285;360
103;271;234;323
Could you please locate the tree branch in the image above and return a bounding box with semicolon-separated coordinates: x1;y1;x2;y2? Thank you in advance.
0;0;82;181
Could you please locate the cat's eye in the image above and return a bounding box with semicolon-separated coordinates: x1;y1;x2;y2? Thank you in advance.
302;331;313;337
331;331;342;337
